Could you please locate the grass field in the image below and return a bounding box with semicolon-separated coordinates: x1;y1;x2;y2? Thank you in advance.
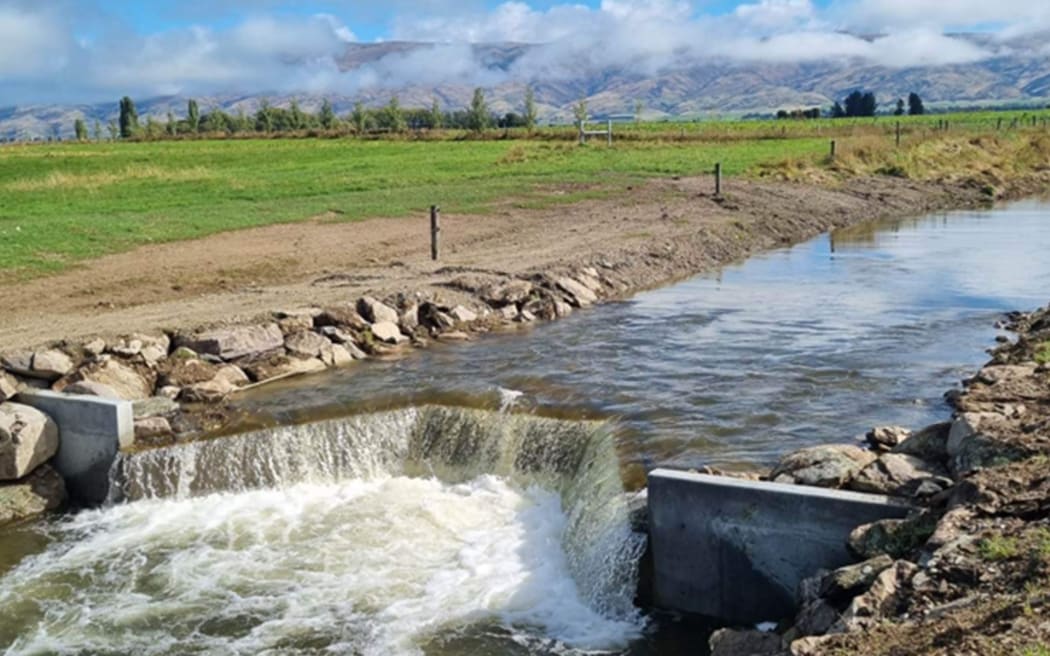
2;109;1049;278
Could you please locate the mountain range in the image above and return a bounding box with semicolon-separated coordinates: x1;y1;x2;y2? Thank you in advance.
3;33;1049;141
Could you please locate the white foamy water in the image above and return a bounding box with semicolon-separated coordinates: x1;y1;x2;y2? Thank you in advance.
1;475;641;656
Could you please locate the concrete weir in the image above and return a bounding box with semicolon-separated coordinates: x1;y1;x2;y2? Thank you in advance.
16;390;133;505
647;468;911;624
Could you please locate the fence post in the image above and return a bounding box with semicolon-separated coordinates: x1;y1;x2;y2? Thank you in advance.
830;140;837;159
430;205;440;261
715;162;722;197
607;119;613;146
895;121;901;147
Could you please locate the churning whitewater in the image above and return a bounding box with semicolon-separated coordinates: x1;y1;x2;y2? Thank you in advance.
0;407;645;655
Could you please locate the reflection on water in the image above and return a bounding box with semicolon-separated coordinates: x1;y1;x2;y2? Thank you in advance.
235;200;1050;474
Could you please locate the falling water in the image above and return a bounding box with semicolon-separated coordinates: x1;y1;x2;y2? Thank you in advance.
0;406;645;655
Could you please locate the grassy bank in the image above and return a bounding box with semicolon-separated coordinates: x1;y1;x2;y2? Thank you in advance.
1;110;1049;278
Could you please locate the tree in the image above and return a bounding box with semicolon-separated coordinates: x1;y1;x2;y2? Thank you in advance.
908;93;925;116
379;96;406;133
319;99;336;130
573;97;588;125
894;98;905;116
93;119;102;141
166;111;177;136
187;99;200;133
467;88;489;133
523;86;537;133
73;118;87;141
107;120;119;141
118;96;139;138
255;100;274;133
429;98;443;129
350;101;369;135
289;99;307;130
830;101;846;119
144;116;162;140
634;99;644;122
843;90;877;118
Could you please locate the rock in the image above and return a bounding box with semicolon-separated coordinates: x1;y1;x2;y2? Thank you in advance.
926;507;976;551
709;628;786;656
482;279;534;307
848;513;936;560
69;358;154;401
132;396;180;419
947;412;1026;476
848;453;951;497
214;365;249;387
285;331;333;359
0;352;34;377
371;321;408;345
241;355;327;383
519;309;537;323
399;304;420;334
835;560;918;632
797;568;831;605
556;277;599;307
176;323;284;361
419;303;456;331
789;599;841;639
0;373;19;402
109;338;142;357
170;346;198;360
866;426;911;451
770;445;877;488
357;296;400;324
63;381;121;399
157;386;181;400
450;305;478;323
83;338;106;356
134;417;174;443
576;271;604;293
181;378;236;403
158;358;220;387
110;333;170;363
329;344;355;367
0;465;67;526
498;305;519;321
0;403;59;481
319;325;356;345
892;422;951;463
30;349;75;380
553;299;574;318
343;342;367;360
819;555;894;603
315;305;369;331
140;344;168;366
790;635;839;656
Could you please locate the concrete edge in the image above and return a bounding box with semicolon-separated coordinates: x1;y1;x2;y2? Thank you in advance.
649;468;913;508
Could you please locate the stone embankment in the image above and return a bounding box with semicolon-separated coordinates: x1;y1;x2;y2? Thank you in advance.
709;305;1050;655
0;267;621;524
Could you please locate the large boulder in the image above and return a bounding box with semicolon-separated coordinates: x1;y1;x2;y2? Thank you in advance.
370;322;408;345
892;421;951;463
314;305;369;331
0;372;19;402
70;358;154;400
833;560;918;632
556;277;599;307
848;453;951;497
241;355;327;383
819;554;894;604
176;323;284;361
2;349;74;381
63;380;121;399
285;331;334;360
865;426;911;451
482;279;534;307
357;296;399;325
0;464;67;526
771;445;877;488
947;412;1028;476
0;403;59;481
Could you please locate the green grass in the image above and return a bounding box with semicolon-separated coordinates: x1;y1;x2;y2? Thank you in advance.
2;106;1048;278
0;137;827;276
980;535;1021;561
1034;342;1050;365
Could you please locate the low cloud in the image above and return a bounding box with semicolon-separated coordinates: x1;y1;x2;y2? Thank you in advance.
0;0;1046;105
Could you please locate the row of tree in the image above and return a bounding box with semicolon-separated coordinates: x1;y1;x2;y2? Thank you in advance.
777;92;926;120
80;88;544;141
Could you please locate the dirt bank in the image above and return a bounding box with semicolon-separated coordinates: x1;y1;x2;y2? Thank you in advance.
0;174;1026;353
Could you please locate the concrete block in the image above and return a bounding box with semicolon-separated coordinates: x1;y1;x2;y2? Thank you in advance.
16;390;133;505
647;469;911;624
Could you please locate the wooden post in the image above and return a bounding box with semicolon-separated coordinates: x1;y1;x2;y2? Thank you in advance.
714;162;722;197
430;205;440;261
607;119;613;146
830;140;837;159
895;121;901;147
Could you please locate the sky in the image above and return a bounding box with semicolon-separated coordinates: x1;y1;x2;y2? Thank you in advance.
1;0;1049;105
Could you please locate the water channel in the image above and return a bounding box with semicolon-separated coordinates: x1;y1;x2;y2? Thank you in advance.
1;199;1048;655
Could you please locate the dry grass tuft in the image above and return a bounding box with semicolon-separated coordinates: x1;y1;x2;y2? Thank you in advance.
6;165;216;192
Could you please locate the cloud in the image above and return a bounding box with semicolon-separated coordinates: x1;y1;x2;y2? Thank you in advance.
0;0;1046;106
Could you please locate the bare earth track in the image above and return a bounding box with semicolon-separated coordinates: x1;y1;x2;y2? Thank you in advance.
0;175;1011;352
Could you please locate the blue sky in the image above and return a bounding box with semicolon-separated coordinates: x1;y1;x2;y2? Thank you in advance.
0;0;1046;104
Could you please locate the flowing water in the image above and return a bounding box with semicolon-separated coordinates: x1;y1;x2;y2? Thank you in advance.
2;200;1050;655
